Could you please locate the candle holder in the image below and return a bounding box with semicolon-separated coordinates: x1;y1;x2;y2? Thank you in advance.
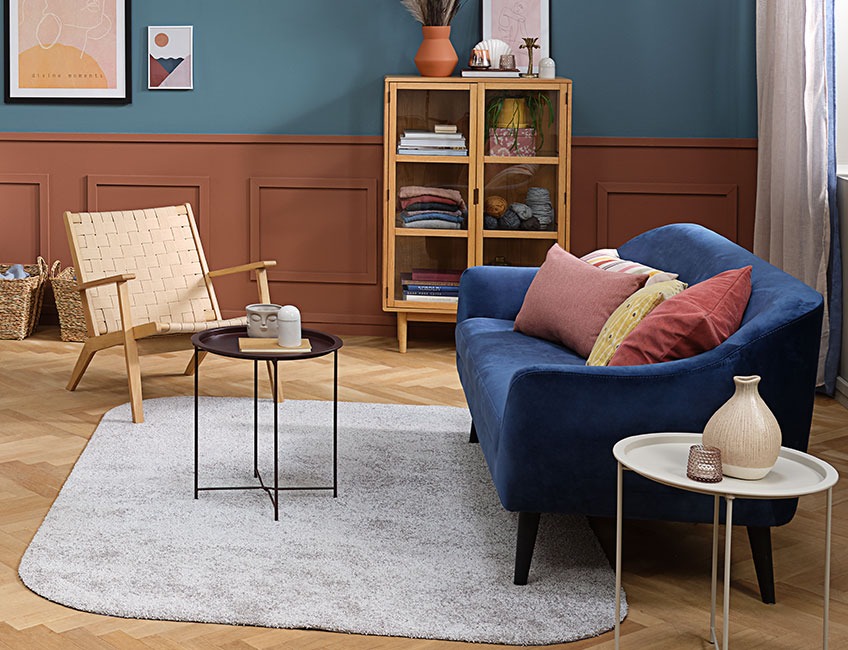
687;444;723;483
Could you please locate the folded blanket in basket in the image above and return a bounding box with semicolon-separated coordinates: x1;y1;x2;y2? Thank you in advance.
0;264;30;280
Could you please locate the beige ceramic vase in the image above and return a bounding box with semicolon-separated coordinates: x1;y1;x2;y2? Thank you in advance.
414;26;458;77
702;375;781;480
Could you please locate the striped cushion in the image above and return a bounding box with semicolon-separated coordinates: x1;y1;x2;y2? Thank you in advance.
581;249;678;285
586;280;687;366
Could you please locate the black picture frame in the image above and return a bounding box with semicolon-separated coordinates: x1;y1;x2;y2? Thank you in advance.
4;0;131;104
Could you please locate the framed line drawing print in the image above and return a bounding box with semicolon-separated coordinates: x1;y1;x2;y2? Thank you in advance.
483;0;549;73
4;0;131;104
148;25;193;90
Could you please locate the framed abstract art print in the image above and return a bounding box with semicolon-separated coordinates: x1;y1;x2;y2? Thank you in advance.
482;0;549;73
4;0;131;104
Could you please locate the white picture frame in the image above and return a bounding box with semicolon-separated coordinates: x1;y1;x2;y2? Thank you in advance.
148;25;193;90
482;0;550;73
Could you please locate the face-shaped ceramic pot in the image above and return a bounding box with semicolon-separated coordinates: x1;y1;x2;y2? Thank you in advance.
246;303;283;338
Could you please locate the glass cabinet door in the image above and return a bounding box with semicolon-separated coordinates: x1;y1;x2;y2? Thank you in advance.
477;82;569;267
386;84;476;310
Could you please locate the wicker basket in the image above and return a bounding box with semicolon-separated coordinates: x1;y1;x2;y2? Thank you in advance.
51;263;88;342
0;258;48;340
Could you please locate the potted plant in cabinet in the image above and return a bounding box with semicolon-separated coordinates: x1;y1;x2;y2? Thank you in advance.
485;91;555;156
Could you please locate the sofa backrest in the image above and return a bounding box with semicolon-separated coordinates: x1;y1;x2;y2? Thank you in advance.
617;223;823;341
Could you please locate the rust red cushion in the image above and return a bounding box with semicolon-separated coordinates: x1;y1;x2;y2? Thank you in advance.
609;266;753;366
514;244;648;357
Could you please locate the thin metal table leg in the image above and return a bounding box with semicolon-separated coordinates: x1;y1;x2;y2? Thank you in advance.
824;487;832;649
723;496;734;650
193;347;199;499
253;360;258;479
614;461;623;650
711;495;720;646
273;359;279;521
333;349;338;498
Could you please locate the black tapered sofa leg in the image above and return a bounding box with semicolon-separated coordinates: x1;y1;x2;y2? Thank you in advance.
747;525;776;604
514;512;541;585
469;422;478;443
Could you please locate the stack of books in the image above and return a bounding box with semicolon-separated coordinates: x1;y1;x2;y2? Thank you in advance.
398;126;467;156
401;269;463;303
460;68;520;78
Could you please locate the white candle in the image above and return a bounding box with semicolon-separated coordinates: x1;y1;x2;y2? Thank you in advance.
277;305;301;348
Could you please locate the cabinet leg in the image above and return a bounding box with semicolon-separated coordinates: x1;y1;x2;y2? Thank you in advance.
397;312;408;354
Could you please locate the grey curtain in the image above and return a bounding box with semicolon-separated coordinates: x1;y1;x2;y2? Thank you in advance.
754;0;839;390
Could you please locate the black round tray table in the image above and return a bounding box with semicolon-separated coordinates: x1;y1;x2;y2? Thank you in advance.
190;326;343;520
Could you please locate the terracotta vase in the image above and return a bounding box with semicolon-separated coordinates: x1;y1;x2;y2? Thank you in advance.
414;26;458;77
702;375;781;480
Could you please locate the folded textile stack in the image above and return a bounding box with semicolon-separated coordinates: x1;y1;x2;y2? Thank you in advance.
525;187;554;227
397;186;468;230
0;263;30;280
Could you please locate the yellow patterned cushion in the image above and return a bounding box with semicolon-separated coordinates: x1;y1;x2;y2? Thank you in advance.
586;280;687;366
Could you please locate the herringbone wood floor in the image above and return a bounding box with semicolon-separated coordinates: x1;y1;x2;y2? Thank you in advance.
1;328;846;649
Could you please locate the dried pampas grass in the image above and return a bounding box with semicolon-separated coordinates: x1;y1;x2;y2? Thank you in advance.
401;0;465;26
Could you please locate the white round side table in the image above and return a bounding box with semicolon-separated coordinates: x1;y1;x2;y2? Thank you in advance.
612;432;838;650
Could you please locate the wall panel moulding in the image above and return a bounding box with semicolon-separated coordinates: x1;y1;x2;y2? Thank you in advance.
0;133;754;336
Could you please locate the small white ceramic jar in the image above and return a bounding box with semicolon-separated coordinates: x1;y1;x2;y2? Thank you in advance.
538;57;556;79
246;303;283;338
277;305;302;348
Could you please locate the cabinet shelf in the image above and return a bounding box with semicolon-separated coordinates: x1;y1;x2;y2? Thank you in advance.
482;230;558;240
483;155;560;165
395;229;468;238
384;303;457;313
396;154;470;164
383;75;572;352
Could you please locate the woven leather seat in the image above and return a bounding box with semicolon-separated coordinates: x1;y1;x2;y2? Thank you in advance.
64;203;277;423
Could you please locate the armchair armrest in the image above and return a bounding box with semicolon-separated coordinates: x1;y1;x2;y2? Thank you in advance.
207;260;277;278
78;273;136;291
457;266;538;324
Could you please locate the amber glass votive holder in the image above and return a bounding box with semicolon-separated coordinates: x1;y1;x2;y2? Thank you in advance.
687;444;723;483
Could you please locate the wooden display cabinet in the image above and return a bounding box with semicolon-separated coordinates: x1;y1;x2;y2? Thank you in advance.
383;75;572;352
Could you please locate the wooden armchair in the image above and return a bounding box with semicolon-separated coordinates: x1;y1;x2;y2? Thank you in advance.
64;203;277;423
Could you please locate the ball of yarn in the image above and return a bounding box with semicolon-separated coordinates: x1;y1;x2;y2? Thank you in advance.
484;195;508;217
499;208;521;230
525;187;554;227
484;214;499;230
520;216;541;231
509;202;533;221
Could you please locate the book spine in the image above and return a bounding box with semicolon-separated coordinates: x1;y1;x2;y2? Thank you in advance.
402;284;459;293
403;290;459;297
402;131;464;139
411;273;463;282
402;294;459;303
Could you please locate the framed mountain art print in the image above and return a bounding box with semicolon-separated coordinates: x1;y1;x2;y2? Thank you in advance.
148;25;193;90
4;0;131;104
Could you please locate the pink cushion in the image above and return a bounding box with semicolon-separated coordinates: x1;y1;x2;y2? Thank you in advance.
609;266;753;366
514;244;648;357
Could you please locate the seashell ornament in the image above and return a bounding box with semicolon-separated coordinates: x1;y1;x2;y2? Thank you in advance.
472;39;513;68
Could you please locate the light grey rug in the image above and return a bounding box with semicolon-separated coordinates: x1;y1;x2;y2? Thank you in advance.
20;397;626;645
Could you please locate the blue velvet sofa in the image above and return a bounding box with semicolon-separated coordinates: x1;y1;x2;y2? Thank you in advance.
455;224;824;601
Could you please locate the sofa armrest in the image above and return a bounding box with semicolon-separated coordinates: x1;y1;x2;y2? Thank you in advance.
457;266;538;324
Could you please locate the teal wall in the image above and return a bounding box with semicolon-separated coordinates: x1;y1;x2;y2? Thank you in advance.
0;0;756;138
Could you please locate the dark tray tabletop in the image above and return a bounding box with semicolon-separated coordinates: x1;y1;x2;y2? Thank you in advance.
192;326;343;361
